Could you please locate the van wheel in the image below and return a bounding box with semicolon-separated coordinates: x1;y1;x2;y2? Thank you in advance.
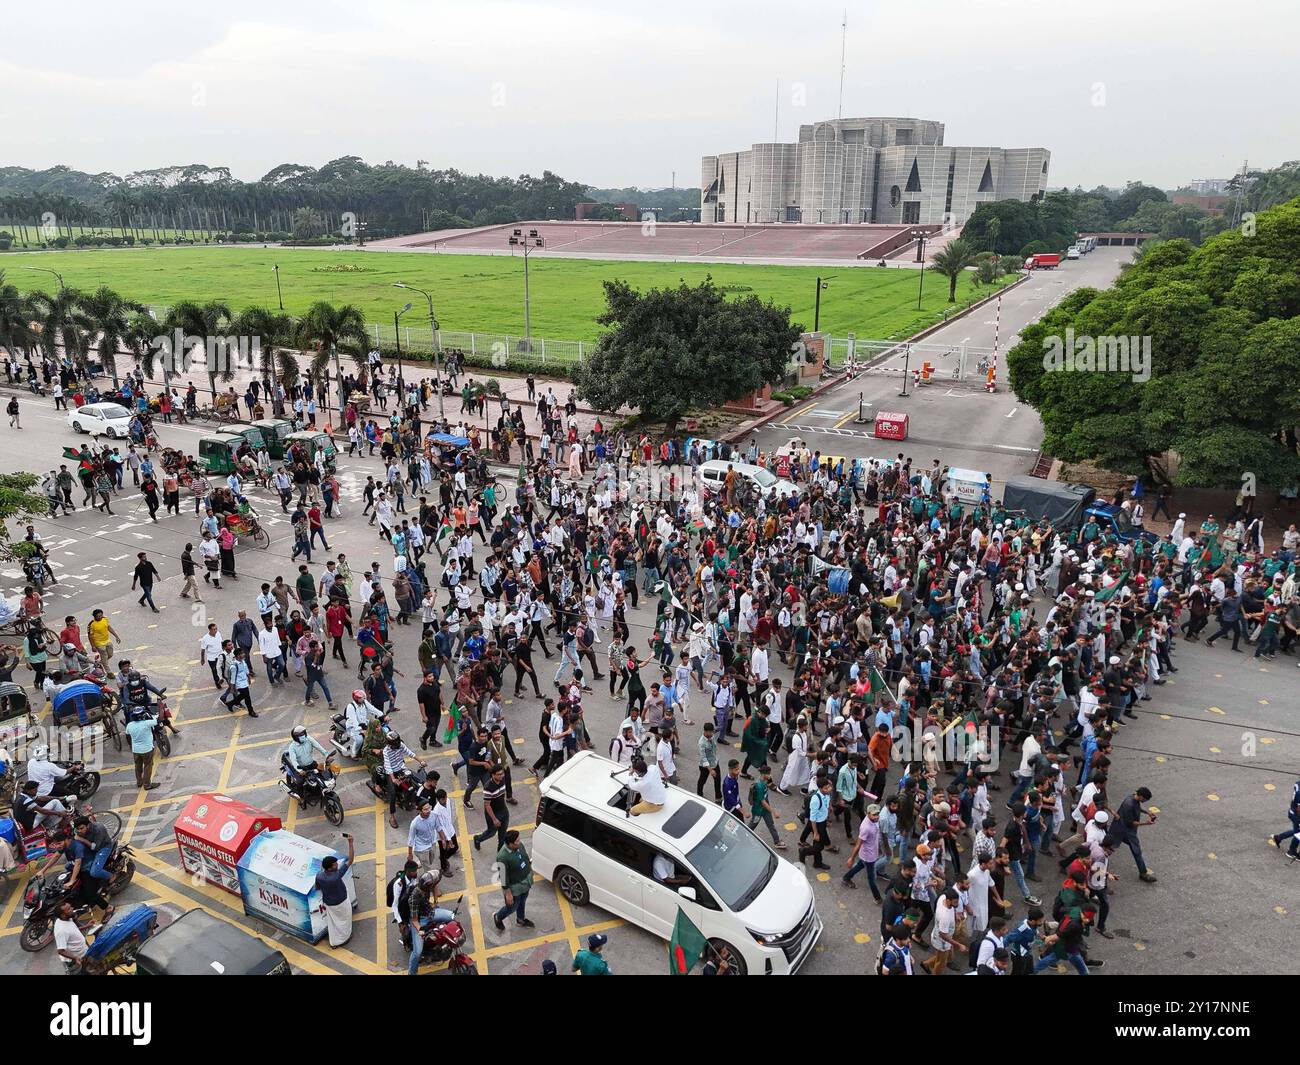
555;867;589;906
707;939;747;975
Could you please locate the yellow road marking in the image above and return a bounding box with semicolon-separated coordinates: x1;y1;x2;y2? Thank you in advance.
778;402;816;426
374;803;388;972
832;410;857;429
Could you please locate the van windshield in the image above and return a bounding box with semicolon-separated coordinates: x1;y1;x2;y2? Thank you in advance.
750;468;777;488
685;813;777;912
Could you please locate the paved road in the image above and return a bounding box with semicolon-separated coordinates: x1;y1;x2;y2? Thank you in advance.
1;339;1295;975
753;250;1131;493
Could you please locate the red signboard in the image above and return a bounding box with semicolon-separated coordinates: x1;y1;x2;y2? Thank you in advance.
174;792;281;895
873;411;909;441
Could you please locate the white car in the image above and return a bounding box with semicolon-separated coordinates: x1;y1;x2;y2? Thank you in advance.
68;402;132;438
532;750;823;975
698;459;799;501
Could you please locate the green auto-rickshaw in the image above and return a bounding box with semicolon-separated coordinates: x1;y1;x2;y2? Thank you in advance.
216;424;266;454
286;430;338;471
251;419;294;460
197;435;241;475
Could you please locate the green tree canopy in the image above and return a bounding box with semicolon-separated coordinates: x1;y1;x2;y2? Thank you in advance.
575;277;802;431
1007;199;1300;489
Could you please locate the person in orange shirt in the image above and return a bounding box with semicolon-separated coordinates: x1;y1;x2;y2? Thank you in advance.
867;722;893;800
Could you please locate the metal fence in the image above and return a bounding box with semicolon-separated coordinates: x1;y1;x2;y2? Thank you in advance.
366;323;589;367
825;336;995;381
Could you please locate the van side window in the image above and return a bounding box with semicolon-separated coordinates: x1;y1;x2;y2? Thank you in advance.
540;798;590;841
585;820;655;874
649;851;722;911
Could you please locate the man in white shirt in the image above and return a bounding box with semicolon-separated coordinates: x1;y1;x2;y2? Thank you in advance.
53;902;89;974
656;732;678;785
257;621;287;684
198;623;225;687
627;756;667;816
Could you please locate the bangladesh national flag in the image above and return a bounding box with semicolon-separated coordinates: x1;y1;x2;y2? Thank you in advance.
434;520;454;549
668;908;708;975
1094;571;1129;604
869;666;896;704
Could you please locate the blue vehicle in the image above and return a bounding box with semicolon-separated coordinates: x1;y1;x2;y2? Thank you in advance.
82;903;158;974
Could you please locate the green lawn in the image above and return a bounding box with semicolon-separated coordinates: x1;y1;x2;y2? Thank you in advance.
1;245;1010;344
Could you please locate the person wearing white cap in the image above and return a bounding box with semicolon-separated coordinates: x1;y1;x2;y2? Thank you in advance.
1171;513;1186;543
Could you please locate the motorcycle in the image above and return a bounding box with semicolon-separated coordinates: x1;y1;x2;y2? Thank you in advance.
22;557;52;591
367;764;427;812
20;841;136;952
330;709;390;761
124;691;174;757
405;900;477;974
278;754;345;826
43;759;101;802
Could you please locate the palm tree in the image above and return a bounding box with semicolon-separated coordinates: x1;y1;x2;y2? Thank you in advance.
79;285;145;388
125;309;169;393
162;300;232;401
295;301;368;419
930;239;980;303
29;287;93;373
231;306;300;388
0;271;40;361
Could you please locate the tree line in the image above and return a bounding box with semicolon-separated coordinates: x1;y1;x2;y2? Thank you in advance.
0;157;594;244
0;269;372;401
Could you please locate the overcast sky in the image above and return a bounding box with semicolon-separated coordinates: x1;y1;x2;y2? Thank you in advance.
2;0;1295;190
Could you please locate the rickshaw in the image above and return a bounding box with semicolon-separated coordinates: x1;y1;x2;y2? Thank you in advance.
210;488;271;549
252;418;294;460
0;681;33;808
51;678;123;753
81;903;159;974
134;907;292;975
286;430;338;472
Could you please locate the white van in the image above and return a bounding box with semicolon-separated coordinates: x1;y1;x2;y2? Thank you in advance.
532;751;823;975
941;466;990;506
698;459;799;501
1066;246;1081;259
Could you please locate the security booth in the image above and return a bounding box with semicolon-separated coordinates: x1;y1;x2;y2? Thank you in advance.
135;908;291;976
873;410;910;441
236;829;356;943
251;418;294;459
173;793;282;895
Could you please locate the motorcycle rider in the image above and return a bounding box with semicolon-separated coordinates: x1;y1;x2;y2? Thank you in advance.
373;732;428;829
14;778;73;833
406;869;451;976
60;642;93;677
26;745;81;803
341;689;381;758
284;725;331;804
119;665;181;735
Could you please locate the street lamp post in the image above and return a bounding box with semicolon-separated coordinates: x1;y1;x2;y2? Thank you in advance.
395;301;414;392
814;275;836;333
21;266;64;292
913;228;928;310
507;228;545;353
273;264;284;311
394;283;444;420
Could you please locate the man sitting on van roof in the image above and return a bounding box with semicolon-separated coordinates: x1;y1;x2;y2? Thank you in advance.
627;754;667;816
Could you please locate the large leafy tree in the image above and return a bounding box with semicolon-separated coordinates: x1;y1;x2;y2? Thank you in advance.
1007;199;1300;489
575;277;802;432
0;271;39;358
29;287;93;372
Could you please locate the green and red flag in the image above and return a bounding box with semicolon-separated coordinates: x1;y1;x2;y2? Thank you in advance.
1093;571;1129;604
668;907;708;975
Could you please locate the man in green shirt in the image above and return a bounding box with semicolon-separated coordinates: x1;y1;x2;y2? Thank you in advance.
492;830;535;931
747;764;786;848
572;932;611;975
295;564;317;609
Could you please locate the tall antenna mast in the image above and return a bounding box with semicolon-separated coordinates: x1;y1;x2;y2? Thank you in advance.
837;11;847;119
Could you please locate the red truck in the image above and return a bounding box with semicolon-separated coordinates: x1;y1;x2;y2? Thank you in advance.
1024;253;1061;269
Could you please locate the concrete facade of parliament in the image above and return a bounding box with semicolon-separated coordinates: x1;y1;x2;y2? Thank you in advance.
701;117;1050;227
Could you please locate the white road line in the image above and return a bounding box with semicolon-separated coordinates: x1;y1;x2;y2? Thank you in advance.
1006;407;1017;418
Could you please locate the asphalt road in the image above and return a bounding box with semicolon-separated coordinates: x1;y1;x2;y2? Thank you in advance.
753;249;1131;494
1;305;1296;974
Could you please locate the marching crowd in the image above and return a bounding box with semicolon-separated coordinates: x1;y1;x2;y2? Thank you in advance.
8;347;1299;977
